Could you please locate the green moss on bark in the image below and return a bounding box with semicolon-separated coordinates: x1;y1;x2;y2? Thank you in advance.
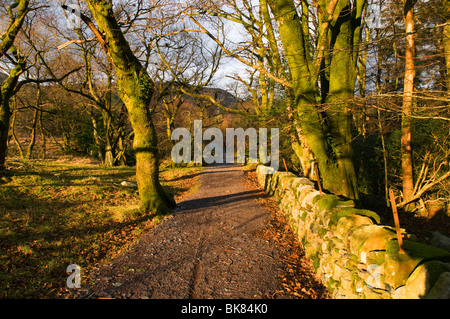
86;0;175;213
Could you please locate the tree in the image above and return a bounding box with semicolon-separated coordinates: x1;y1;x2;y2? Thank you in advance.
10;62;44;160
266;0;364;200
0;0;30;170
74;1;175;213
348;0;450;211
149;22;223;158
443;0;450;92
186;1;316;178
58;34;128;166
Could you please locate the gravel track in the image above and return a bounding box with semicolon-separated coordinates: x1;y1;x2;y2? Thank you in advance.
80;163;328;299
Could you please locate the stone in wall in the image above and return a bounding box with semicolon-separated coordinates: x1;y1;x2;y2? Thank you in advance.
255;164;450;299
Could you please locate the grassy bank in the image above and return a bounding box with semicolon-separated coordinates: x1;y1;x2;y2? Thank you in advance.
0;157;203;298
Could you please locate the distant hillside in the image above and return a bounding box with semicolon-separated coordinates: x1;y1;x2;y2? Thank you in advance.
197;87;240;108
180;87;241;118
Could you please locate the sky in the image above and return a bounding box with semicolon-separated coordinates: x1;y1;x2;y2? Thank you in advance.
0;1;252;94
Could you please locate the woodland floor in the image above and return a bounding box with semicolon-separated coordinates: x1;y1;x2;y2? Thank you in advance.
72;163;330;299
0;158;203;298
365;193;450;245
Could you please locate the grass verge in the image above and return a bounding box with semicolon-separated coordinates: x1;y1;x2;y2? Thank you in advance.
0;157;203;298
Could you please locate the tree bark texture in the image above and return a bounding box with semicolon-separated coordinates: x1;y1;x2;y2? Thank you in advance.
401;0;416;207
0;0;30;170
268;0;362;200
85;0;175;213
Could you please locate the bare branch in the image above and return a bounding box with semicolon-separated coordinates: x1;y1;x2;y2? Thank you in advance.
13;66;82;94
57;37;96;50
397;170;450;208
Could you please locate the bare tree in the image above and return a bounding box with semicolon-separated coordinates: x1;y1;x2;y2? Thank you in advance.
65;1;175;213
0;0;30;170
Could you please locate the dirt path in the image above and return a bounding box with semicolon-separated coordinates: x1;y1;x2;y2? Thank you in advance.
82;163;328;299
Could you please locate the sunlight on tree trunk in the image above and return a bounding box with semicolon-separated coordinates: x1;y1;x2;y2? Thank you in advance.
84;0;175;213
401;0;416;209
443;0;450;92
268;0;361;200
0;0;30;170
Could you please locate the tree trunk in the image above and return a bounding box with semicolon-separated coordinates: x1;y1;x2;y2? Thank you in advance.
290;126;315;180
322;4;361;200
0;0;30;170
38;104;46;159
0;97;10;170
116;132;126;166
401;0;416;208
0;61;25;169
445;23;450;90
25;108;39;159
165;114;177;168
103;64;115;167
268;0;360;200
286;95;315;179
84;0;175;213
88;108;104;162
375;28;390;206
10;107;24;158
103;110;115;167
26;83;42;159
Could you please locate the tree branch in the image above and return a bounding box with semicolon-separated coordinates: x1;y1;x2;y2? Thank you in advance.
397;170;450;208
13;66;82;94
57;37;96;50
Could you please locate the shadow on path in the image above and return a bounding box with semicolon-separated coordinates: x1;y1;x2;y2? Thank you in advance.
83;163;319;299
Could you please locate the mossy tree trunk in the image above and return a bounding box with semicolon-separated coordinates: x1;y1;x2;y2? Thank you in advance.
0;94;11;170
268;0;362;200
0;0;30;170
323;3;362;200
443;1;450;95
260;0;315;178
84;0;175;213
0;59;27;170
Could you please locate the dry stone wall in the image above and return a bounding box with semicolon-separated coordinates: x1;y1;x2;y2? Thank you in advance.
256;165;450;299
